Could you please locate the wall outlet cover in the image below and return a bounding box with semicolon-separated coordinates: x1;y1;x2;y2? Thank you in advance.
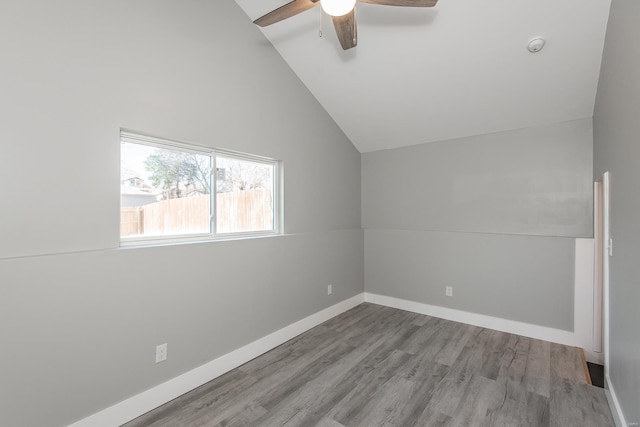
155;343;168;364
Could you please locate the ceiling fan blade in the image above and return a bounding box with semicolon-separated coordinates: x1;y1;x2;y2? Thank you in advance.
254;0;320;27
332;9;357;50
357;0;437;6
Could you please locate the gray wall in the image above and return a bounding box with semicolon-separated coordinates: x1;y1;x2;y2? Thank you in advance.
365;229;575;329
363;119;594;238
593;0;640;423
0;1;363;426
363;119;594;330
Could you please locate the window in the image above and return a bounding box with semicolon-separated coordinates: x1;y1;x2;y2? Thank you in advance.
120;131;280;244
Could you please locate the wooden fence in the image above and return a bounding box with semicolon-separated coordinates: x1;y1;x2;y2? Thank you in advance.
121;189;273;237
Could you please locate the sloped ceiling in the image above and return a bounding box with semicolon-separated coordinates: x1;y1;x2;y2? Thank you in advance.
233;0;611;153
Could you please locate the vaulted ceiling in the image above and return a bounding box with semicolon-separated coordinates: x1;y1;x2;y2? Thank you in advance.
233;0;611;153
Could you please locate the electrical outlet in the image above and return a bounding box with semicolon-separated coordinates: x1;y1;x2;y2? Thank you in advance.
328;284;333;295
155;343;168;364
445;286;453;297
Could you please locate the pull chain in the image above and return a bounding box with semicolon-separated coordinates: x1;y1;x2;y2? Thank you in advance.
353;6;357;44
319;8;323;37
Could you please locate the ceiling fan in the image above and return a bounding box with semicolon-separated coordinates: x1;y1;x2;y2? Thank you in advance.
253;0;438;50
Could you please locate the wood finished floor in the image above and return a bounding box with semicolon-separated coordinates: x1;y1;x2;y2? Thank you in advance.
124;303;614;427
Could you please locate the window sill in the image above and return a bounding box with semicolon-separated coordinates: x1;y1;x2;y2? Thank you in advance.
119;231;281;249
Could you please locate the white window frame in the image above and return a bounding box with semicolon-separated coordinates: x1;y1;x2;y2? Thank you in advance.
120;131;282;247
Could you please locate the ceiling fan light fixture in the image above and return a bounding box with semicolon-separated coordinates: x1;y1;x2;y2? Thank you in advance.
321;0;357;17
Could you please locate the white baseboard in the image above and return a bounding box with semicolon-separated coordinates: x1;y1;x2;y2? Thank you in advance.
69;288;620;427
605;374;629;427
364;293;580;348
68;293;365;427
365;238;604;366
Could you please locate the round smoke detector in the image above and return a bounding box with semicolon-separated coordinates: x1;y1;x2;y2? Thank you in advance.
527;38;546;53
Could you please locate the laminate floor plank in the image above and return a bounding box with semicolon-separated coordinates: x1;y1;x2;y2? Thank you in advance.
255;340;395;425
467;328;513;381
256;342;358;410
320;303;382;332
329;349;415;425
345;375;416;427
483;391;550;427
418;346;486;419
201;342;358;426
314;417;347;427
157;341;351;427
409;312;436;327
238;325;339;378
131;369;258;427
549;379;614;427
250;316;422;426
485;335;551;426
433;322;478;367
524;337;551;398
397;316;444;355
271;326;422;427
385;361;450;426
550;342;588;383
398;318;473;366
447;374;503;427
124;303;614;427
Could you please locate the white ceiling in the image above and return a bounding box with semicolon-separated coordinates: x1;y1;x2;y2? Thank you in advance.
233;0;611;153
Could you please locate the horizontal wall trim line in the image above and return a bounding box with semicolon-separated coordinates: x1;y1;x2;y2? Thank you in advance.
363;226;593;240
68;293;365;427
0;229;364;262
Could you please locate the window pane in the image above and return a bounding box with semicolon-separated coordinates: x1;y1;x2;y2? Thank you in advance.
121;142;211;238
215;156;274;234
